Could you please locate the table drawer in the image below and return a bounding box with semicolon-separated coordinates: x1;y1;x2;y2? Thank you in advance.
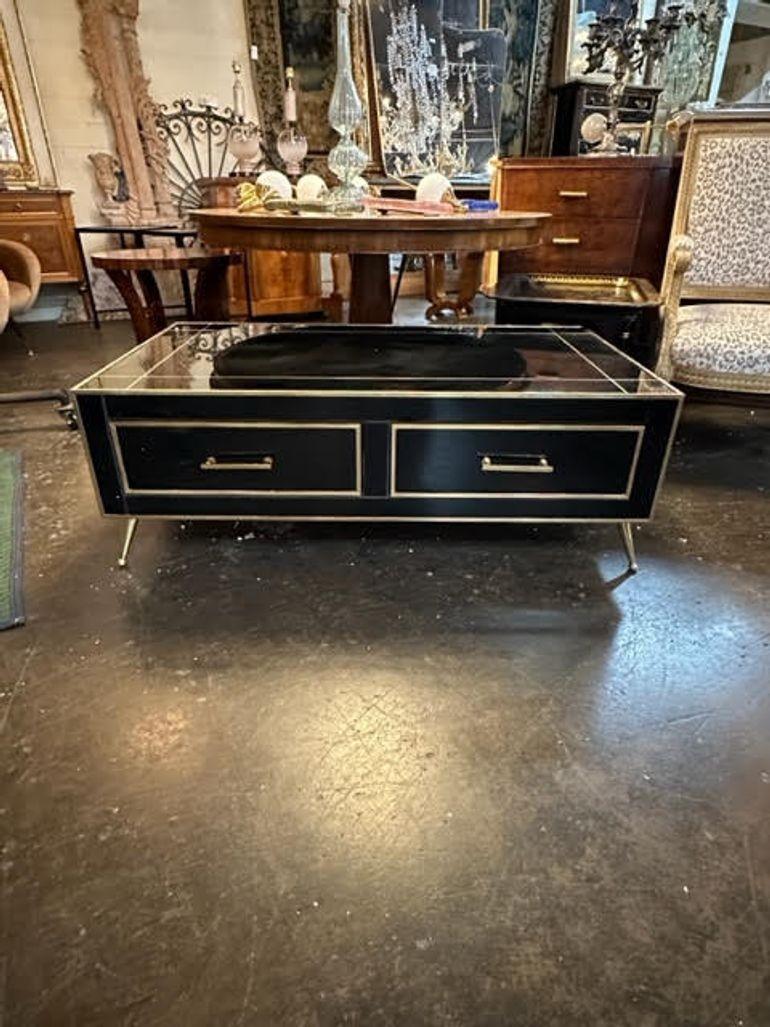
392;424;644;499
501;217;638;274
111;421;361;495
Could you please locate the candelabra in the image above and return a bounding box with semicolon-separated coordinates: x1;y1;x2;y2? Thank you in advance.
583;0;725;156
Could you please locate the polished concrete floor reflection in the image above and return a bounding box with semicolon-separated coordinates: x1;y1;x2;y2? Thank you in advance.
2;319;769;1026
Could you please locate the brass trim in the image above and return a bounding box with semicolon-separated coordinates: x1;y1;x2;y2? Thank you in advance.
104;514;654;524
108;419;363;498
525;273;633;289
390;423;645;500
125;326;210;389
74;386;681;400
552;330;624;392
649;394;684;518
70;322;188;391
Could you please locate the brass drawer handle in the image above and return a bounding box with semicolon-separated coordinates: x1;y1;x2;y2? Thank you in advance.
200;455;274;472
481;455;553;474
558;190;588;198
552;237;581;246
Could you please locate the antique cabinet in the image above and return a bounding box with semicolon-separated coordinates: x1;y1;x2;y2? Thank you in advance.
550;80;661;156
0;189;86;287
493;156;679;288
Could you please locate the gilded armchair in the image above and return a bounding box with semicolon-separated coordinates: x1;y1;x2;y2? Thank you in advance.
656;111;770;394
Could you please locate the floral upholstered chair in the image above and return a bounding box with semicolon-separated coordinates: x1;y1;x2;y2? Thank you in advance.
656;110;770;394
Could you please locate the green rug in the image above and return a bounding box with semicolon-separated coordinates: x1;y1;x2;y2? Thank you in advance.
0;450;24;630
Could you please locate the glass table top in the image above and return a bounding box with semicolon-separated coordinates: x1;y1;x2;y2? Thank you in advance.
73;322;680;397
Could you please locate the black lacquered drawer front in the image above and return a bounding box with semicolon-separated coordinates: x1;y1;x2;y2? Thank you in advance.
111;421;361;495
392;424;644;499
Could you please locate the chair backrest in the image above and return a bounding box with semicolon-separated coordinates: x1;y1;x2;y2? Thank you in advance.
664;110;770;303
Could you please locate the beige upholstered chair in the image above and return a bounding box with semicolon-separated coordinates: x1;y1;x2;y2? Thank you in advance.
0;238;75;425
656;110;770;393
0;239;41;326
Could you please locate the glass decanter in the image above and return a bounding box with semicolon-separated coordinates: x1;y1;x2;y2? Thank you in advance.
327;0;368;212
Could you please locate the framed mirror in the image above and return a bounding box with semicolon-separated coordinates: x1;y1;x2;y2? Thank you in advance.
244;0;379;172
366;0;505;177
0;14;37;185
551;0;642;84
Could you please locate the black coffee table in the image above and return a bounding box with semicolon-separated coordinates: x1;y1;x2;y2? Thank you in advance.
71;322;682;572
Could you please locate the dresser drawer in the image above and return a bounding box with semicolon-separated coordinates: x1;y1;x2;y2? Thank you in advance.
392;424;644;499
500;167;649;219
0;194;61;214
501;217;638;274
0;218;70;277
111;421;361;495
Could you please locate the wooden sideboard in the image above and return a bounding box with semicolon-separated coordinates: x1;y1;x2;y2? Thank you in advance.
493;156;680;288
0;189;87;290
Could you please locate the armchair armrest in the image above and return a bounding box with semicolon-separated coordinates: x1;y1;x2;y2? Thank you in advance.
0;270;9;334
0;239;42;296
655;233;693;380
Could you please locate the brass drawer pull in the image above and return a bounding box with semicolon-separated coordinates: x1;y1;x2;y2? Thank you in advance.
481;455;554;474
552;236;581;246
200;455;275;472
558;190;588;198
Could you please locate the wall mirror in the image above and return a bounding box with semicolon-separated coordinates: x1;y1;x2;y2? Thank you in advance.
0;14;37;184
244;0;378;171
366;0;505;177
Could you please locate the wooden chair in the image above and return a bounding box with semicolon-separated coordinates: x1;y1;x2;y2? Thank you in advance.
656;110;770;394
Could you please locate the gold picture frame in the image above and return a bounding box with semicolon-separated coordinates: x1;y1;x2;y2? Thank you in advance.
615;120;652;155
0;13;37;185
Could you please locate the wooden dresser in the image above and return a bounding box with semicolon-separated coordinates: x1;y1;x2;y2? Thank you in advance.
494;156;680;288
0;189;85;287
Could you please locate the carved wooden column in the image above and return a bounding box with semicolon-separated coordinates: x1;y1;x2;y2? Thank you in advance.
77;0;174;224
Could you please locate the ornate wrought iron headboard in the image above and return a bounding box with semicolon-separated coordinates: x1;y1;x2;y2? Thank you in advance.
155;99;260;220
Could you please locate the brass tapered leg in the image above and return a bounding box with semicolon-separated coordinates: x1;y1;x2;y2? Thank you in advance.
118;518;138;568
618;521;638;574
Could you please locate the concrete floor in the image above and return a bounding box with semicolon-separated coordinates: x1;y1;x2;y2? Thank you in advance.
1;318;769;1026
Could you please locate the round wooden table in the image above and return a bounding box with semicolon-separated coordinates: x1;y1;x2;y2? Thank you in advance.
92;247;240;341
194;209;548;324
